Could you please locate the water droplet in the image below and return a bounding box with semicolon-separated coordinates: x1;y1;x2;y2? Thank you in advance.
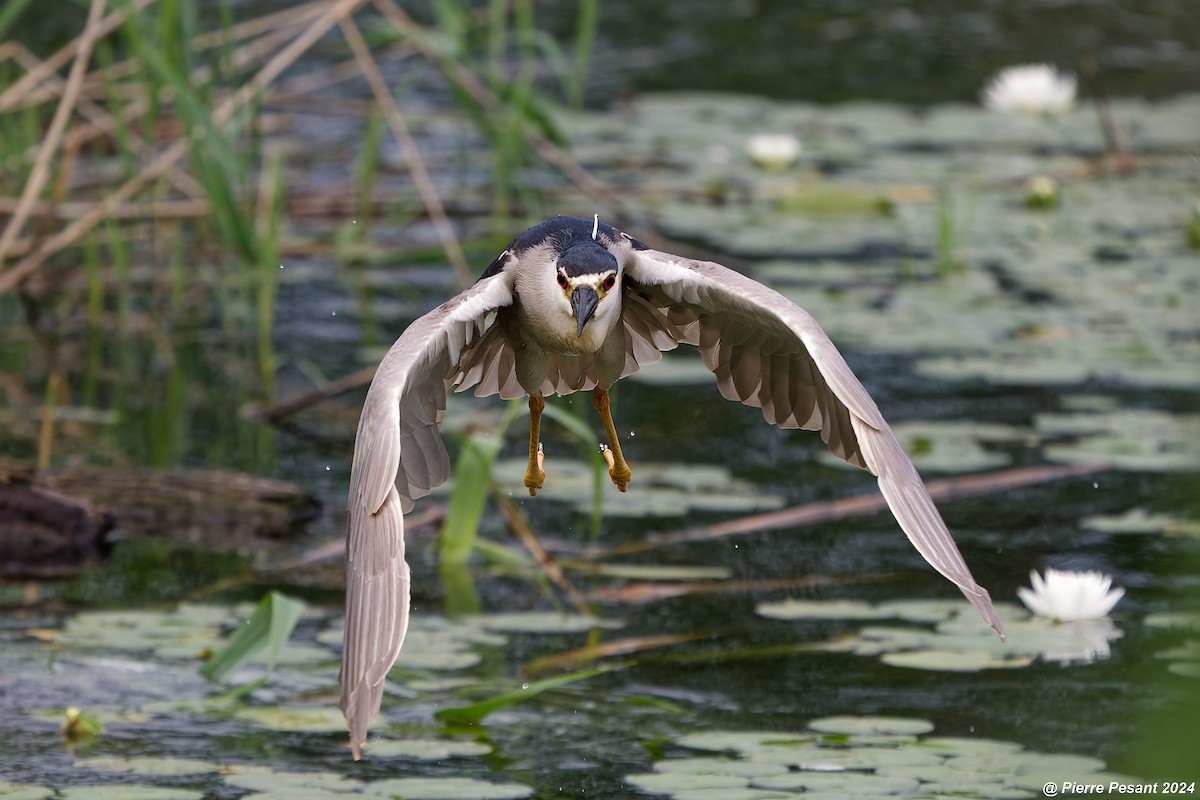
325;466;331;471
521;683;529;690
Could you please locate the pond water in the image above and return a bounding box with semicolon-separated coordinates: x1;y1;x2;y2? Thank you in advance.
2;4;1199;799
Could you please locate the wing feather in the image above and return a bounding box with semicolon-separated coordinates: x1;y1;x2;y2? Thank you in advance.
340;270;515;758
625;249;1003;638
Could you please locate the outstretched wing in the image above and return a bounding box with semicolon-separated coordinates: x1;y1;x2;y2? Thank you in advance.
625;248;1004;638
339;267;516;758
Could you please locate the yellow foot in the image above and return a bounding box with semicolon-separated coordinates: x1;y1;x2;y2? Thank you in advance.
524;442;546;496
599;444;631;492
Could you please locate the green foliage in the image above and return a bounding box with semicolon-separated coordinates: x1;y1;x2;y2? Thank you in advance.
66;540;251;607
199;591;306;683
433;664;617;725
440;398;525;566
934;182;976;277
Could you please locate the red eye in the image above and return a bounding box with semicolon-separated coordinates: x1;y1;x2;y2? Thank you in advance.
602;273;617;291
557;272;569;289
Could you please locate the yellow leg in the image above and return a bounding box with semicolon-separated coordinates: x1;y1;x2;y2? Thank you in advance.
524;394;546;496
593;387;631;492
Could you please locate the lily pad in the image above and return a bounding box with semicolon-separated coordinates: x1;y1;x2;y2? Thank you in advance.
628;714;1127;800
224;768;364;794
625;772;749;793
234;705;353;732
806;715;934;736
488;457;784;517
476;612;622;634
818;420;1021;473
0;782;55;800
751;770;919;793
74;756;222;776
362;738;493;760
362;777;533;799
59;788;205;800
765;599;1121;670
1036;409;1200;472
881;648;1035;671
1082;508;1200;538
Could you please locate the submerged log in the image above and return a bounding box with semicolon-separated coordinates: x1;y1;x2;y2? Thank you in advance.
0;464;112;578
0;459;321;578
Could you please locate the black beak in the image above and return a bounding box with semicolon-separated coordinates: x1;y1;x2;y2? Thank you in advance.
571;285;599;337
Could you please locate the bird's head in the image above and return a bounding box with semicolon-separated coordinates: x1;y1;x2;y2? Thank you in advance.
553;239;620;338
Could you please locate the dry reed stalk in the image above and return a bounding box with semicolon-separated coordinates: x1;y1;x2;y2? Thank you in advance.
494;491;592;615
55;7;329;167
0;0;370;296
580;461;1110;558
0;0;157;114
273;41;417;98
192;0;329;50
0;0;107;266
370;0;629;218
339;15;472;288
0;197;210;220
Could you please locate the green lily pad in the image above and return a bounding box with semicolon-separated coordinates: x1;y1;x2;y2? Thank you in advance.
476;612;622;634
751;770;919;793
628;714;1129;800
1036;409;1200;472
0;781;55;800
59;788;205;800
234;705;352;732
625;772;749;793
487;457;784;517
881;648;1035;671
224;768;363;794
362;777;533;799
676;730;816;754
41;606;229;657
1144;612;1200;631
653;758;789;779
362;738;493;760
74;756;222;776
818;420;1021;473
807;715;934;736
1082;508;1200;538
756;598;892;621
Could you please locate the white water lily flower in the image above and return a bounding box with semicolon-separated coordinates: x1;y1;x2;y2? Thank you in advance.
746;133;802;170
982;64;1077;114
1018;568;1124;621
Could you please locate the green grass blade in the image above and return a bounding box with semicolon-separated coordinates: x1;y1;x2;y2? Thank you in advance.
439;398;524;565
0;0;34;41
434;663;619;725
199;591;306;682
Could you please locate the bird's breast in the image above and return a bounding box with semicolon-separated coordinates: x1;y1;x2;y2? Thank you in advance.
515;303;611;355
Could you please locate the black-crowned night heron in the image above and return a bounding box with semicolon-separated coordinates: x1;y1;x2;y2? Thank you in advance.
339;215;1004;757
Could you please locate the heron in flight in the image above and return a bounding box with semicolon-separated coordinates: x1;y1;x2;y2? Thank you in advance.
339;215;1003;757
